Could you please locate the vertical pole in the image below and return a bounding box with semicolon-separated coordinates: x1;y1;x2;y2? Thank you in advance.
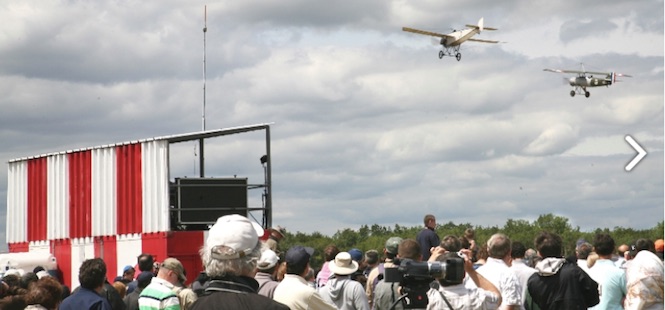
265;126;272;228
199;138;204;177
202;5;207;132
200;5;207;178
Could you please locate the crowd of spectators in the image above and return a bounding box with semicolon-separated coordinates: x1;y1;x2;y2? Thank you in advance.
1;213;663;310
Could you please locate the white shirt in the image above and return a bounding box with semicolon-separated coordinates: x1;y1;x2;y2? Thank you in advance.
577;259;591;275
614;257;627;269
510;259;537;308
469;257;522;309
427;283;499;310
274;274;336;310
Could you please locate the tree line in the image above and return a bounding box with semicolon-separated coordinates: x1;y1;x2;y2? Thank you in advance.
279;213;664;268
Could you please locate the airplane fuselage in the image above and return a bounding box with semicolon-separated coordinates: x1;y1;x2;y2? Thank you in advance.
441;29;481;47
569;76;612;88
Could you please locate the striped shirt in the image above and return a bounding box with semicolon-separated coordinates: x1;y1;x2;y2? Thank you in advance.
139;277;181;310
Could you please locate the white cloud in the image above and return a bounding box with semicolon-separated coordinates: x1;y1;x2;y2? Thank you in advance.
524;123;578;156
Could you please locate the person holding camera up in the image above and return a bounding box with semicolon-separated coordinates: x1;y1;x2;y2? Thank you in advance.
427;247;502;309
373;239;422;310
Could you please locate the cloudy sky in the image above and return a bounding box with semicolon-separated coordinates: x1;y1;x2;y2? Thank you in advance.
1;0;663;250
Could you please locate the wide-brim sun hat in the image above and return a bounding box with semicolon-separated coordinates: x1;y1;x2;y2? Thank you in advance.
329;251;359;276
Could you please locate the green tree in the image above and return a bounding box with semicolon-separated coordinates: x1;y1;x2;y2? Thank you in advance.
276;215;662;269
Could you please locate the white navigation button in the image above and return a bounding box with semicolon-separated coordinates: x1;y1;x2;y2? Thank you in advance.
625;135;647;172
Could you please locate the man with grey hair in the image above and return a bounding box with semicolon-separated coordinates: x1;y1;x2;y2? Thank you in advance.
576;242;593;275
467;233;522;310
189;214;289;310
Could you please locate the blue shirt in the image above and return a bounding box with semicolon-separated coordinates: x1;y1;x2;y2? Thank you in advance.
59;287;113;310
588;259;627;310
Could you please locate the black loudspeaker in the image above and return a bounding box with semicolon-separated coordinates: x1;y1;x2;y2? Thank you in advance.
175;178;248;224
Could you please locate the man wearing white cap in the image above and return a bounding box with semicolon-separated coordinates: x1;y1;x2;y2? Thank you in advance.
254;249;280;298
319;251;370;310
189;214;289;310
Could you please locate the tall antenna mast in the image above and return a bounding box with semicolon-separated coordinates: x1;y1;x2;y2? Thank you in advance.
199;5;207;177
202;5;207;131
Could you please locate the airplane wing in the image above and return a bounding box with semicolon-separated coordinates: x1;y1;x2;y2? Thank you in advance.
545;68;633;79
544;68;612;75
402;27;454;39
466;38;499;44
544;68;586;74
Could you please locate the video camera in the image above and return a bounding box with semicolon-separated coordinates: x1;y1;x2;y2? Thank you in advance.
383;254;465;309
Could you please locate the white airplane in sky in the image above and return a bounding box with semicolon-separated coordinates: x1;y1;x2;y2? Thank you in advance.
402;17;500;61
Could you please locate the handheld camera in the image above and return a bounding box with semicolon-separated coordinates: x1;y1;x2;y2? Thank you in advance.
383;254;465;309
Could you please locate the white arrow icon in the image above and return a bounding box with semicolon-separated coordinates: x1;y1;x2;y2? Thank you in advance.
625;135;647;171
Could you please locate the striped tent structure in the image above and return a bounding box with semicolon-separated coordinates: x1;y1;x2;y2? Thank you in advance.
6;124;272;288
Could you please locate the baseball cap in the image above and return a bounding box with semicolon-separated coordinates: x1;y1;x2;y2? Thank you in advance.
285;246;314;267
655;239;664;252
385;237;403;254
206;214;264;260
123;265;134;273
161;257;187;284
348;248;363;262
137;271;154;282
36;270;50;279
136;271;154;288
257;249;279;270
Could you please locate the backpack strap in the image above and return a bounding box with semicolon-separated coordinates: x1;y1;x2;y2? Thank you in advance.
373;263;385;287
431;281;455;310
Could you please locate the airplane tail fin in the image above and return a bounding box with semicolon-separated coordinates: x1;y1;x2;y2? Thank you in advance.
466;18;498;31
465;17;499;32
609;72;633;85
610;72;615;85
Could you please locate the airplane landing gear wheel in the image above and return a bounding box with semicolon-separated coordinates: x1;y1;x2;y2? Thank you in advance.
438;51;444;59
456;53;462;61
570;90;575;97
585;91;590;98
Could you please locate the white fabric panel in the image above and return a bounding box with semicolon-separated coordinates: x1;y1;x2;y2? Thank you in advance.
28;241;50;253
6;161;27;243
142;140;170;233
116;234;142;272
70;237;95;289
47;154;69;240
203;230;209;247
92;148;117;236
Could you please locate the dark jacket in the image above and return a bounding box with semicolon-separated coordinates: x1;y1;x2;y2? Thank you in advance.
416;227;440;260
126;280;138;294
103;281;126;310
122;287;142;310
190;275;289;310
71;282;125;310
526;260;599;310
59;287;113;310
